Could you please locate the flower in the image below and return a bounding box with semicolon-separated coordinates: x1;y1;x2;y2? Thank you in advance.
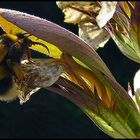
57;1;112;50
0;8;140;138
57;1;140;64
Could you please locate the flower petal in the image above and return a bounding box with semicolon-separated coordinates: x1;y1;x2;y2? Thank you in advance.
96;1;117;28
79;23;110;50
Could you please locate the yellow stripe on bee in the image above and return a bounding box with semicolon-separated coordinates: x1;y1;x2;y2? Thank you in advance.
6;34;18;42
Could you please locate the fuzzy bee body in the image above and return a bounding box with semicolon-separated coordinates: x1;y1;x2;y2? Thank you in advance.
0;64;12;94
0;60;19;101
0;32;49;102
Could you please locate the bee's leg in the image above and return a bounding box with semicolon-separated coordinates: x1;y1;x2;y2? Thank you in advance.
26;48;32;61
26;49;37;65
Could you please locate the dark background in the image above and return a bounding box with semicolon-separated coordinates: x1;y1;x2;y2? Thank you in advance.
0;1;139;139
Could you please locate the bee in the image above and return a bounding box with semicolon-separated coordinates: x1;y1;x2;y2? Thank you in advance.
0;32;49;102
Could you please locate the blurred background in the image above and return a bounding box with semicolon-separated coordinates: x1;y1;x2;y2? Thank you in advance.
0;1;139;139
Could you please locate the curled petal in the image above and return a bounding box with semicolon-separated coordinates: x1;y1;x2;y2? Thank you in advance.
79;23;110;50
57;1;111;50
96;1;117;28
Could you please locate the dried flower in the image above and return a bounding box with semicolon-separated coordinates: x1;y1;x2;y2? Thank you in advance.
57;1;112;50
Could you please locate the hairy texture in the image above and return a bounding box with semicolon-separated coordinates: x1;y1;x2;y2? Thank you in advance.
17;59;63;104
0;82;19;102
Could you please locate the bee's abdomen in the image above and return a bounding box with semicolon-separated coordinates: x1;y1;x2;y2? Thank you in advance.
0;75;12;95
0;65;19;101
0;64;13;95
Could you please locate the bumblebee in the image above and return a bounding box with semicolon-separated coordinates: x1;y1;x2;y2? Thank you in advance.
0;32;49;102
